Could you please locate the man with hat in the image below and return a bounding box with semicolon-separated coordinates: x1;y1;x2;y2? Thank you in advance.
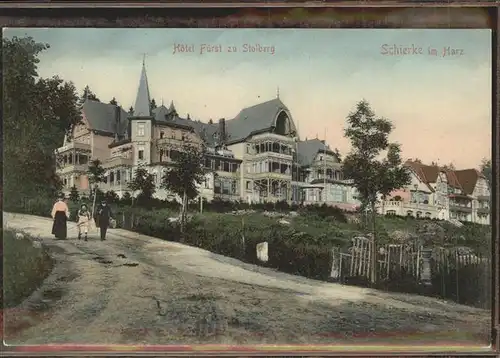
95;199;114;241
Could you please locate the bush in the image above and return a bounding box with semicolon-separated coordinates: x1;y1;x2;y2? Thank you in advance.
3;230;54;307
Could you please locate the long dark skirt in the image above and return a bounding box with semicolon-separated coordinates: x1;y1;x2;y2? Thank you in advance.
52;211;68;240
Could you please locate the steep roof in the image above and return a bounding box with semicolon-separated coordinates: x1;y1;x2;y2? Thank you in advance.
133;61;151;117
82;100;129;137
152;105;219;145
454;169;483;195
296;138;335;167
404;161;440;184
444;170;463;190
224;98;293;143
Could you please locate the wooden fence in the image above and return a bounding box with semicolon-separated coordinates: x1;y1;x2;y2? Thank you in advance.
331;236;423;284
330;237;490;308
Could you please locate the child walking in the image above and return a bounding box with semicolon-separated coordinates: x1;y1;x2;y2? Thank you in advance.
77;204;91;241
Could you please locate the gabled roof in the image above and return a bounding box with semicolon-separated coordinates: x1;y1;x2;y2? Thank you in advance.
133;61;151;117
404;160;440;184
454;169;483;195
224;98;294;143
444;170;463;190
297;138;336;167
82;100;129;137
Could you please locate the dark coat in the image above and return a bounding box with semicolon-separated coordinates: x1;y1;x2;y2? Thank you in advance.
95;204;113;229
52;211;68;239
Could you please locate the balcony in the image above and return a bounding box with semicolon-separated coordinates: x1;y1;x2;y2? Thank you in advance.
56;141;91;153
379;201;439;218
250;132;296;143
57;163;88;175
252;151;293;161
476;207;490;215
251;171;292;180
215;169;240;178
157;137;198;148
103;156;133;169
449;202;472;213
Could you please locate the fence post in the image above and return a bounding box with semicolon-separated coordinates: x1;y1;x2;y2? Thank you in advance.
330;247;340;280
455;250;460;303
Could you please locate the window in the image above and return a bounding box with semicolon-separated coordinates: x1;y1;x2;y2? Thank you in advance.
246;181;251;190
160;131;164;139
137;123;145;137
138;146;145;160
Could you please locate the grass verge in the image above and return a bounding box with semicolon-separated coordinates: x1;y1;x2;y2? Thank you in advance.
3;230;54;308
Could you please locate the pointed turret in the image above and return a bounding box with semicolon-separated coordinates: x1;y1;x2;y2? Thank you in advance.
133;60;151;117
168;100;176;113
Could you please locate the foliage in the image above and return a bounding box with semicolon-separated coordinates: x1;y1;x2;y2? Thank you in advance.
161;144;210;232
105;190;120;204
128;165;156;205
87;159;106;187
3;36;82;204
480;158;492;187
150;98;157;111
109;97;118;106
342;100;411;282
3;230;54;308
342;100;411;208
80;85;100;103
69;185;80;202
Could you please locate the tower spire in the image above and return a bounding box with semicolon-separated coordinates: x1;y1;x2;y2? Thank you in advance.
133;57;151;117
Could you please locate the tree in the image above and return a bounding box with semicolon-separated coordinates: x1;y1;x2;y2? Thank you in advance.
69;185;80;202
208;119;214;124
480;158;492;187
128;165;156;206
121;191;132;205
87;159;106;215
109;97;118;106
161;145;209;234
3;36;82;204
80;85;100;103
333;148;342;161
150;98;157;112
105;190;119;204
341;100;411;284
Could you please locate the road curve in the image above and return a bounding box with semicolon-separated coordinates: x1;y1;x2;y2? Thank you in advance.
3;213;490;346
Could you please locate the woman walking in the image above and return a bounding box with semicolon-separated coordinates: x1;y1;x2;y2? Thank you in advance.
95;199;113;241
77;203;91;241
51;193;70;240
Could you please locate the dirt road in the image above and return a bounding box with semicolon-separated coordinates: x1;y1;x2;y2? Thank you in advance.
3;213;490;347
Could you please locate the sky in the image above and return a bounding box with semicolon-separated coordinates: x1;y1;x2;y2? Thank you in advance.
4;28;492;169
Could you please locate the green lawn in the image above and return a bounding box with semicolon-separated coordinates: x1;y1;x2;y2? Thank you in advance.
3;230;54;308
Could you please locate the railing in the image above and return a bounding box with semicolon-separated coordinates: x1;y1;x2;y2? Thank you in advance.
57;163;88;174
250;151;293;160
250;132;296;143
103;156;133;168
215;169;240;177
56;141;91;153
251;172;292;180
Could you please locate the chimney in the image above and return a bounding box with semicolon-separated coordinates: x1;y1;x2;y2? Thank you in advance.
114;105;121;140
219;118;226;145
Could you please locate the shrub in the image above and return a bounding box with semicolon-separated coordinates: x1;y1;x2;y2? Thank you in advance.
3;230;54;307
